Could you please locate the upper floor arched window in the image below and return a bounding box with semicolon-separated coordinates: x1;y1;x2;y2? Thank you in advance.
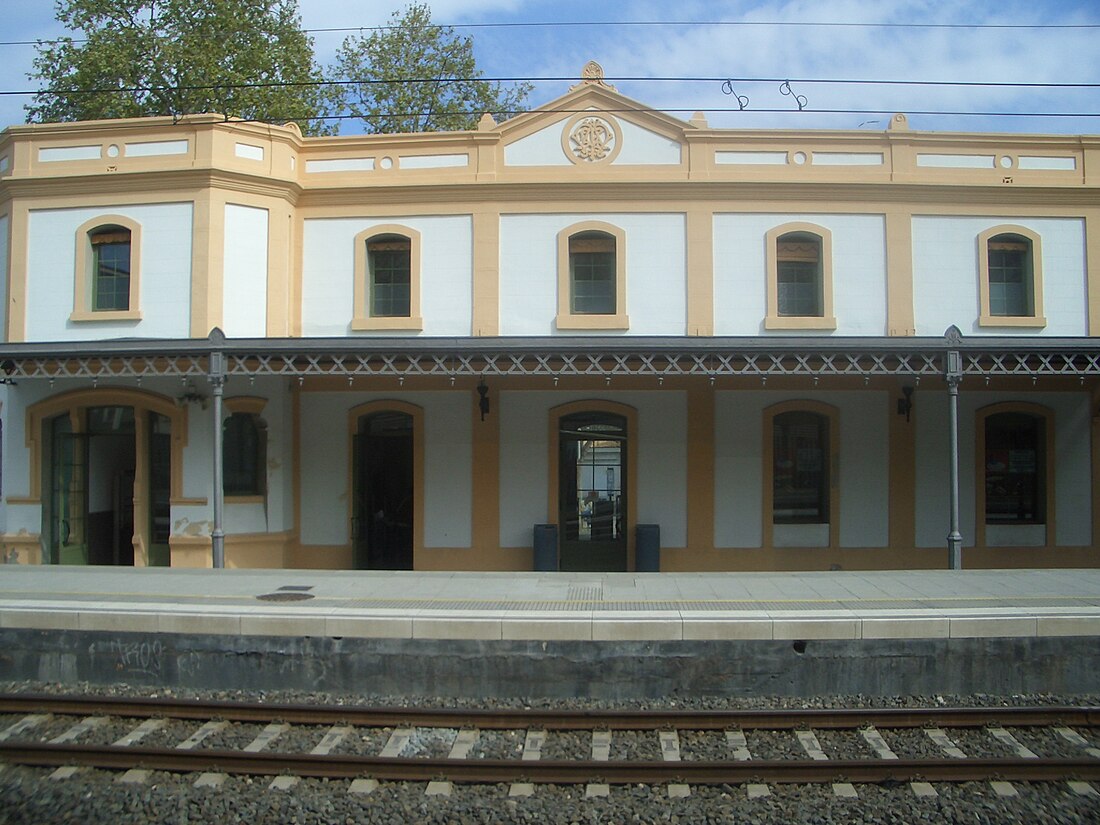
352;224;423;331
556;221;628;330
71;215;142;322
978;226;1045;327
764;222;836;330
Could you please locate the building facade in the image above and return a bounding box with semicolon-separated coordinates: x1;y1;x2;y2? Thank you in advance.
0;64;1098;572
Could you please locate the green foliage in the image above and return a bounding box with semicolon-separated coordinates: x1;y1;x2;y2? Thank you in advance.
329;2;533;134
28;0;331;135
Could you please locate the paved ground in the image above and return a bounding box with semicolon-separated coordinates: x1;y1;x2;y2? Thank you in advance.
1;565;1098;641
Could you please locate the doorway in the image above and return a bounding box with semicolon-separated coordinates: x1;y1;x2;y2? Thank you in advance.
558;411;627;571
352;411;414;570
46;405;172;566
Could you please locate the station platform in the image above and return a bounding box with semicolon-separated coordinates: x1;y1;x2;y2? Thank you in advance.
2;565;1099;641
2;566;1099;699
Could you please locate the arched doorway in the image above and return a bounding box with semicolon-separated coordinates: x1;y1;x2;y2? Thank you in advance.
352;409;416;569
557;410;628;571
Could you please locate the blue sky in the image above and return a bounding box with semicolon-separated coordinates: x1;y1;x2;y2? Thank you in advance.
1;0;1097;135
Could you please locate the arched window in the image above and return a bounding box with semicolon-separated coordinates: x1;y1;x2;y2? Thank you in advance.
569;231;615;315
367;234;411;318
776;231;822;317
90;226;132;311
764;223;836;330
71;215;142;322
556;221;628;330
771;410;830;524
983;411;1046;525
978;225;1045;327
223;412;266;496
352;225;423;331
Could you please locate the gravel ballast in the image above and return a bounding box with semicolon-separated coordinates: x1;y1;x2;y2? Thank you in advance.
1;681;1098;824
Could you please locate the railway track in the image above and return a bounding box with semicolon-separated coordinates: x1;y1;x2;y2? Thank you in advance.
1;694;1098;793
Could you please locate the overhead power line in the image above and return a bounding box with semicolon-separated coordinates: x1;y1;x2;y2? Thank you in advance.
1;16;1098;47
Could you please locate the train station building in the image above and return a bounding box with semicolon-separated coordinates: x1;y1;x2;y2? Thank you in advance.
0;63;1097;572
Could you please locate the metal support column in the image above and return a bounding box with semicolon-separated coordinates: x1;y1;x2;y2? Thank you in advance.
209;350;226;569
945;348;963;569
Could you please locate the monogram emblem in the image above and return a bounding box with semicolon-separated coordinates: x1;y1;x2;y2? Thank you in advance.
569;117;615;162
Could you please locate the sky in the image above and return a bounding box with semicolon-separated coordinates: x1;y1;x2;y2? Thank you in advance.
1;0;1097;136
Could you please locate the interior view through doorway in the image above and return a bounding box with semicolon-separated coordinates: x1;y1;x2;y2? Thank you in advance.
352;410;414;570
558;411;627;571
46;406;171;566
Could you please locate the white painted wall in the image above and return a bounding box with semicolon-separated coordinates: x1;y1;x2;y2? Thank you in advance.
498;390;687;549
914;390;1092;548
222;204;268;338
298;391;472;548
504;113;681;166
713;214;888;336
301;216;472;337
25;204;193;341
912;216;1087;336
499;213;687;335
714;390;890;548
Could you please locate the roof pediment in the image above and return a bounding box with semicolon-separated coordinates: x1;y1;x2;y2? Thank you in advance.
498;62;691;168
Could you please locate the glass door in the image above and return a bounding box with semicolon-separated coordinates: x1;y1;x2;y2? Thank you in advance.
49;414;88;565
558;412;627;571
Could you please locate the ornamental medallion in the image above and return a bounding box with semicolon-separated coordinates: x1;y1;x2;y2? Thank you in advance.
568;116;616;163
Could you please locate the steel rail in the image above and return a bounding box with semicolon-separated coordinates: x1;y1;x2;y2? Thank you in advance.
2;694;1099;731
2;743;1099;785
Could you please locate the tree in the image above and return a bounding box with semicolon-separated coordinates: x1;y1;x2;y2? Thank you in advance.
28;0;331;135
330;3;533;134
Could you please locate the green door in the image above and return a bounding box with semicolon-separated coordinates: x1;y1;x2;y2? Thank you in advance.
558;412;627;572
49;415;88;566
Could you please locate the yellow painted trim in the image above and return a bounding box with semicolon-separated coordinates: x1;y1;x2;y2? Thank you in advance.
470;383;500;559
762;400;841;550
1088;211;1100;336
888;382;917;550
885;209;916;336
346;400;424;569
974;401;1056;549
351;224;423;331
71;214;142;321
977;224;1046;328
685;209;713;335
555;220;629;330
0;533;43;565
547;399;638;570
471;209;500;335
764;222;837;330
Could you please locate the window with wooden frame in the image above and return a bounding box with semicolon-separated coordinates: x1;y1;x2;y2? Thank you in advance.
978;226;1045;327
764;222;836;330
223;397;268;501
71;215;142;322
556;221;628;330
352;225;423;331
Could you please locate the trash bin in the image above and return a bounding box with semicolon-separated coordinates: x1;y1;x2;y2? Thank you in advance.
636;524;660;572
533;524;558;571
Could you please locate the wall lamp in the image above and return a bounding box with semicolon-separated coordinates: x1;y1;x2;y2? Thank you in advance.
896;385;914;422
0;360;16;386
477;379;490;421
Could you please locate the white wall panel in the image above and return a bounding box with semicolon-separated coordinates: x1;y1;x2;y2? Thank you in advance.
25;204;193;341
713;214;887;336
499;214;686;335
498;390;687;548
222;204;268;338
714;390;890;548
301;216;472;337
912;216;1087;336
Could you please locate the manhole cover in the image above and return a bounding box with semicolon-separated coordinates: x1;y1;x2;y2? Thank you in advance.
256;592;315;602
